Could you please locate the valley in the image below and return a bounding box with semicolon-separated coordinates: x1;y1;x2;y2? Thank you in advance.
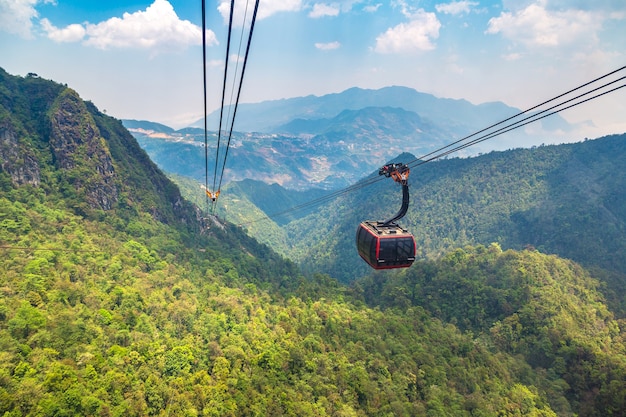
125;85;572;191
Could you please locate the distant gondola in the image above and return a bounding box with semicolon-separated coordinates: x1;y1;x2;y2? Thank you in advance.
356;163;416;270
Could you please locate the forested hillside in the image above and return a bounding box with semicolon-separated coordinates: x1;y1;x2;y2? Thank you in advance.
214;135;626;292
2;68;626;416
355;244;626;416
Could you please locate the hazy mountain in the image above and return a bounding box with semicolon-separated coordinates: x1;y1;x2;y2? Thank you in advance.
128;85;574;192
121;119;176;134
195;85;571;138
130;105;451;190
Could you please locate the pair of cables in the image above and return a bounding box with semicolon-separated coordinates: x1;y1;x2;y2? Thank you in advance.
201;0;260;214
239;65;626;226
406;65;626;171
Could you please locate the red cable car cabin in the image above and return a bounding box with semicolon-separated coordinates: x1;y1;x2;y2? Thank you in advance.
356;162;416;270
356;221;416;269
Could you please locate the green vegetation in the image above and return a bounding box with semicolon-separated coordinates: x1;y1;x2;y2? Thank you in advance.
238;137;626;296
356;244;626;415
0;191;592;416
170;174;293;258
1;68;625;416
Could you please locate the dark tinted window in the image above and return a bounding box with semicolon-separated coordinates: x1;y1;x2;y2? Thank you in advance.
379;239;396;262
379;237;415;262
357;225;376;262
396;237;415;260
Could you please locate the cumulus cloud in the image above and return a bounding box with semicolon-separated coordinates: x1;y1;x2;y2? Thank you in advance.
309;3;340;18
374;9;440;53
218;0;301;25
363;3;382;13
435;1;478;15
40;18;85;42
0;0;54;38
41;0;213;51
315;41;340;50
486;2;603;48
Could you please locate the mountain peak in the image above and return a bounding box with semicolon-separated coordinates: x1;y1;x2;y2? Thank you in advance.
0;67;198;227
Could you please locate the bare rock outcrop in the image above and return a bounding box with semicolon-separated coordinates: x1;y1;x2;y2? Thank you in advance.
48;89;118;210
0;121;41;186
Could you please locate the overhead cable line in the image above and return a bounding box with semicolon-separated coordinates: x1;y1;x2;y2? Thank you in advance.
214;0;260;203
222;0;250;135
206;0;235;214
408;74;626;169
201;0;210;212
409;65;626;169
237;66;626;226
201;0;260;214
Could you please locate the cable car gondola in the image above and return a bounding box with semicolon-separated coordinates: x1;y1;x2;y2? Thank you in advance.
356;163;416;269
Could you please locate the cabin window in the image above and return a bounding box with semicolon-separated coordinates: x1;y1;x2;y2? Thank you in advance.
357;227;375;260
379;239;396;262
396;237;415;260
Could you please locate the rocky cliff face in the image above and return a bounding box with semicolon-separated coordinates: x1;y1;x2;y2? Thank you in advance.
0;121;40;186
0;72;118;211
1;68;200;229
48;89;118;210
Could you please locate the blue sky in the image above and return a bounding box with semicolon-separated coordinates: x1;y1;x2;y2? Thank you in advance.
1;0;625;144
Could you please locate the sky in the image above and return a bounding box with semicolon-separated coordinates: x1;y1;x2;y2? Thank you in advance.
1;0;625;145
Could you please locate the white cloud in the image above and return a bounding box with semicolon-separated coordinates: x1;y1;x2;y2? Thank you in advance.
85;0;207;50
218;0;302;25
258;0;302;19
41;0;213;51
309;3;340;18
40;18;85;42
229;53;244;63
363;3;382;13
435;1;478;15
315;41;340;50
486;2;603;48
0;0;53;38
374;9;440;53
444;54;464;74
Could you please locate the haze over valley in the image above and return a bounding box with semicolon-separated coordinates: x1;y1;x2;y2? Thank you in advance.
125;85;574;190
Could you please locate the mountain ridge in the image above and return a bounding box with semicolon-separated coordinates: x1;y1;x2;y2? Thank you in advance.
192;85;571;137
126;84;575;192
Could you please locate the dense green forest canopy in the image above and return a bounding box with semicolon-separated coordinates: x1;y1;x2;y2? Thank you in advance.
1;68;626;416
201;134;626;300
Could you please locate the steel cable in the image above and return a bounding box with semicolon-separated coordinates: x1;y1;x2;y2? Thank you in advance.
236;66;626;226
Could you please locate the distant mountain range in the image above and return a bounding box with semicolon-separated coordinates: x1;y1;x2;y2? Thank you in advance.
191;86;571;136
124;86;573;190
